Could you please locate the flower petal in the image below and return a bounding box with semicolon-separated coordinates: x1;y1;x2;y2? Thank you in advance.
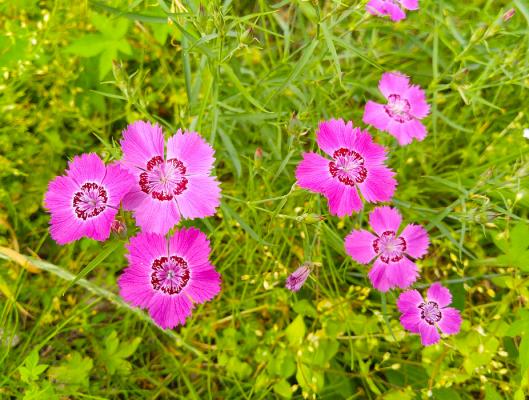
397;289;423;313
368;259;392;292
385;257;419;289
66;153;107;185
363;101;391;132
120;121;165;172
379;72;410;99
148;293;193;329
131;197;181;235
345;229;378;264
324;180;363;217
405;85;430;119
400;308;422;333
176;175;221;220
438;307;462;335
358;166;397;203
419;322;441;346
401;0;419;11
295;152;333;194
316;119;356;156
427;283;452;307
166;130;215;175
369;206;402;236
400;224;429;259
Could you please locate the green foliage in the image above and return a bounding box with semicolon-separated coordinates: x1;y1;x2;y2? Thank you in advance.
1;0;529;398
65;12;132;79
96;330;142;375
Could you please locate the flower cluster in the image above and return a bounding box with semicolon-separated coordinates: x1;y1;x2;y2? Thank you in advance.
45;121;222;329
293;69;462;346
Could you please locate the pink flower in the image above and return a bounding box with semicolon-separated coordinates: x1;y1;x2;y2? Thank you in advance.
118;228;221;329
345;206;428;292
285;263;312;292
397;283;462;346
363;72;430;146
44;153;134;245
120;121;221;235
295;119;397;217
366;0;418;22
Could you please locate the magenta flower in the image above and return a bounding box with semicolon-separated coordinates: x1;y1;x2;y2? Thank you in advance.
120;121;221;235
397;283;462;346
118;228;221;329
363;72;430;146
44;153;133;245
366;0;418;22
285;263;312;292
345;206;428;292
295;119;397;217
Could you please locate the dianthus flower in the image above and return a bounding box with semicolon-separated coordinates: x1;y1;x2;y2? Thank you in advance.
367;0;418;22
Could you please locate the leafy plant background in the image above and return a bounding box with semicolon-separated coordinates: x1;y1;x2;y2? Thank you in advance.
1;0;529;398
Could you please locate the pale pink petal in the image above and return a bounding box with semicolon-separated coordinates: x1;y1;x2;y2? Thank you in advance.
295;152;333;194
349;127;388;167
324;180;363;217
385;1;407;21
438;307;462;335
48;209;87;245
427;282;452;307
400;0;418;10
419;322;441;346
363;101;391;132
131;197;181;235
88;209;117;241
397;289;423;313
366;0;386;16
66;153;106;185
369;206;402;236
368;259;392;292
398;119;428;142
400;224;429;258
126;232;168;269
120;121;164;171
405;85;430;119
379;72;410;98
103;163;135;206
166;130;215;175
285;265;311;292
316;119;356;156
118;266;154;309
169;227;211;268
345;230;378;264
122;189;148;211
386;119;415;146
185;268;222;303
400;308;421;333
176;175;221;220
385;257;419;289
358;166;396;203
148;294;193;329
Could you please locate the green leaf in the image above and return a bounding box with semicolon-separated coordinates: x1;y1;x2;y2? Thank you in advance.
64;34;108;57
296;362;324;394
273;379;293;399
98;331;142;375
18;351;48;383
285;315;306;346
47;352;93;390
91;12;129;38
484;384;504;400
494;223;529;270
99;47;117;80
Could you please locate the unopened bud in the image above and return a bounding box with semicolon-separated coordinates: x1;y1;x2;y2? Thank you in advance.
503;8;515;22
254;147;263;169
111;219;127;237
